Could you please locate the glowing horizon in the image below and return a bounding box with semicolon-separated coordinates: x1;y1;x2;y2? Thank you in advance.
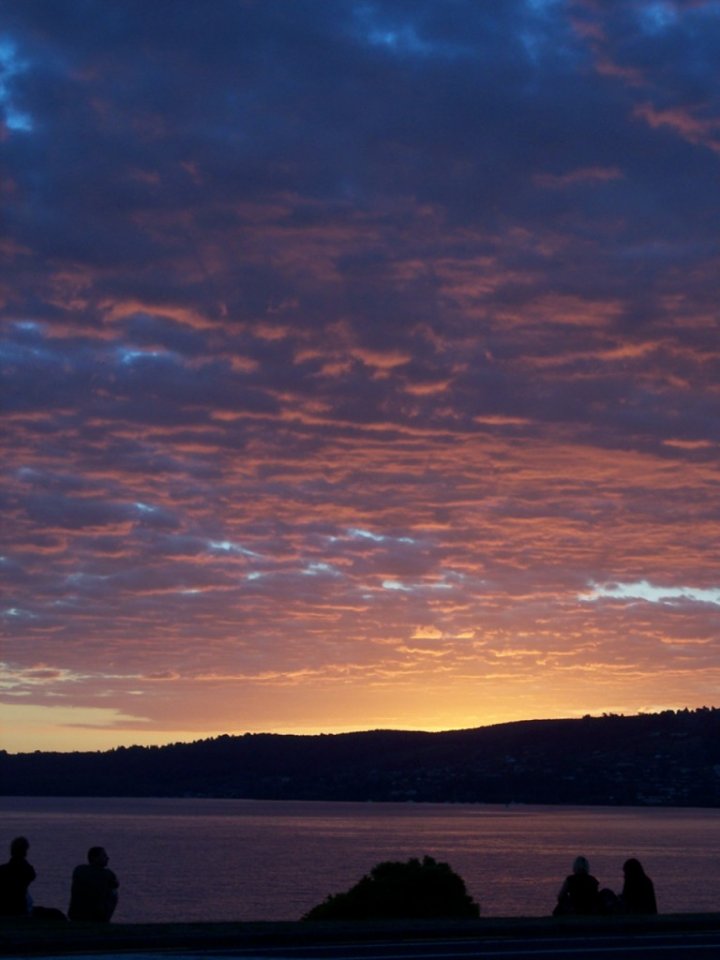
2;701;708;756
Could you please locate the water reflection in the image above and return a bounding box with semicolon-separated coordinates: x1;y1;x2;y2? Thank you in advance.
1;798;719;922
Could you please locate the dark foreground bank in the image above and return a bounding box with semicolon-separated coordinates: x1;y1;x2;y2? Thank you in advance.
3;913;720;957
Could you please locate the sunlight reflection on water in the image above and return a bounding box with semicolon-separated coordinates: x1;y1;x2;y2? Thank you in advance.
1;797;719;922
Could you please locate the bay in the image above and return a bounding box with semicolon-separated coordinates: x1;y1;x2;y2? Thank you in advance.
1;797;719;923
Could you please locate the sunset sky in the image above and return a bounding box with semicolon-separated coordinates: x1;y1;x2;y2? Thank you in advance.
2;0;720;753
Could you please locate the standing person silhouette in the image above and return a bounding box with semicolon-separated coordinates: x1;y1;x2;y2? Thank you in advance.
68;847;119;922
0;836;36;916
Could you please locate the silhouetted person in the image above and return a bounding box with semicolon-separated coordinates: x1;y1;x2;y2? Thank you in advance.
68;847;118;922
620;858;657;914
0;836;36;917
553;855;600;915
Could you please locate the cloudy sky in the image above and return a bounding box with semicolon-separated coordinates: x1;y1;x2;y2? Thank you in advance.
2;0;720;753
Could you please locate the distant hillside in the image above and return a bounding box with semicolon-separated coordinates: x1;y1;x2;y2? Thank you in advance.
3;708;720;806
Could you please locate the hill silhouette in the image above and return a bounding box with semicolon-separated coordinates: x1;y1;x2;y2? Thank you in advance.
2;708;720;805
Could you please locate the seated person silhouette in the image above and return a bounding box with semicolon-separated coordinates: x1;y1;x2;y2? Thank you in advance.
0;836;36;917
553;855;600;915
68;847;119;922
620;858;657;914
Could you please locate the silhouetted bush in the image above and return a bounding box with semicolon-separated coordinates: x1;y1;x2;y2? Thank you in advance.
303;855;480;920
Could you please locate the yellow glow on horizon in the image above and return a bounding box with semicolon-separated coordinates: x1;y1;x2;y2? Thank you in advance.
0;704;199;754
0;694;702;755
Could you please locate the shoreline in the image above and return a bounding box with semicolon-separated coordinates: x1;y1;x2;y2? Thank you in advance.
3;913;720;956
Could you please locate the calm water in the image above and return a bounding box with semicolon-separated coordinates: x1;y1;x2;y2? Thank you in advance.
1;797;719;923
